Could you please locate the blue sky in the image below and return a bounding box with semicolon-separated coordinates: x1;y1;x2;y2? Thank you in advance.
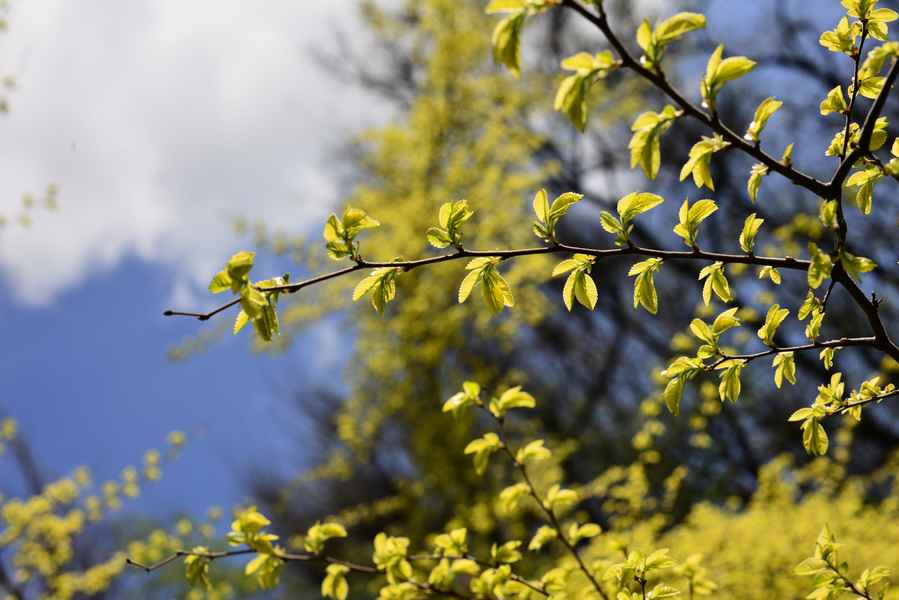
0;0;385;521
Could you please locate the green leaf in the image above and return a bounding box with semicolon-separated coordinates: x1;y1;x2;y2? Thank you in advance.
698;262;732;305
747;164;769;203
571;271;598;311
673;198;718;248
820;347;837;370
226;250;255;278
758;265;781;285
680;136;729;190
801;418;829;455
545;484;578;514
712;307;741;336
516;439;551;464
554;72;590;131
548;191;583;222
745;97;782;141
807;243;833;289
773;352;797;389
617;192;664;225
233;310;249;335
689;318;715;346
492;12;525;77
600;211;626;245
485;0;525;13
840;250;877;281
637;12;706;69
184;549;212;589
464;433;502;475
820;17;860;54
305;522;348;554
443;381;481;415
532;188;550;224
701;45;755;109
322;564;349;600
353;267;401;314
758;304;790;346
481;266;515;313
718;360;745;403
427;227;452;248
208;270;233;294
492;541;523;564
341;206;380;236
490;386;536;418
819;86;848;116
529;526;558;551
845;166;883;214
663;376;686;416
560;51;596;72
430;199;474;247
628;258;662;314
499;483;530;512
715;56;757;83
655;12;707;44
458;269;481;304
556;254;597;311
629;105;679;179
805;308;824;341
739;213;764;253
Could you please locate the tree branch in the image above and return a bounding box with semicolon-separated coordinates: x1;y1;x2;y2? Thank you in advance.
126;548;378;574
830;57;899;191
835;387;899;415
165;242;811;321
709;336;877;369
560;0;831;197
487;410;610;600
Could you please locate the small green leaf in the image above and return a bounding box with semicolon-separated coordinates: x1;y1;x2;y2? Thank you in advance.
617;192;664;225
629;105;680;179
739;213;764;253
747;163;768;203
773;352;797;388
492;12;525;77
745;97;782;141
819;85;848;116
673;198;718;248
680;136;730;190
698;261;732;305
629;258;663;314
807;243;833;289
718;360;745;403
758;304;790;346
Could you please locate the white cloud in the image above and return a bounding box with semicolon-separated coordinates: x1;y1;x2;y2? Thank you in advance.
0;0;386;305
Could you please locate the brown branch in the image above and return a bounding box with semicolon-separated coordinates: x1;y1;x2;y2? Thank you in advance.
835;388;899;415
709;336;877;369
560;0;831;197
165;242;811;321
126;547;377;574
552;0;899;373
839;25;868;162
830;264;899;362
832;57;899;190
486;411;610;600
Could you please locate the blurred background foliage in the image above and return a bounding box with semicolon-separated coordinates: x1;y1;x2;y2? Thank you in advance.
4;0;899;598
236;0;899;596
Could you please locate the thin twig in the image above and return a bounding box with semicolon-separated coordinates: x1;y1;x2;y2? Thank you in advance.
486;411;610;600
708;337;877;369
165;243;811;320
835;388;899;415
560;0;830;197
